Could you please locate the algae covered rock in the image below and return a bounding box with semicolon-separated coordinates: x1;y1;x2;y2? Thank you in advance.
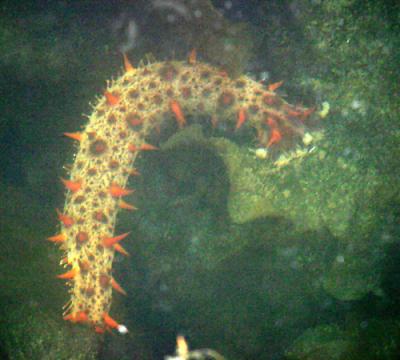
211;135;390;301
287;319;400;360
0;303;97;360
160;124;390;302
286;324;350;360
211;135;379;239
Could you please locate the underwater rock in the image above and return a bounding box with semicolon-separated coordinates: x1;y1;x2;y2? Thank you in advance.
287;319;400;359
162;124;389;301
322;244;383;301
217;139;390;301
211;136;376;236
0;303;98;360
286;324;350;360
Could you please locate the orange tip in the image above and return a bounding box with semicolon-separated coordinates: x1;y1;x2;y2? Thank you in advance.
63;132;82;142
60;177;82;193
114;243;130;257
188;48;197;65
140;143;158;151
57;268;77;280
119;199;137;211
109;183;134;197
128;143;159;152
235;107;247;129
268;80;283;92
102;313;128;334
128;144;139;152
56;208;74;227
123;53;135;73
267;128;282;147
104;91;120;106
47;233;66;243
170;100;186;128
103;232;130;247
103;312;119;329
64;311;88;323
111;277;127;296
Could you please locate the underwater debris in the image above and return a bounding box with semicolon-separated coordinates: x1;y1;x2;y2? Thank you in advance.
165;335;225;360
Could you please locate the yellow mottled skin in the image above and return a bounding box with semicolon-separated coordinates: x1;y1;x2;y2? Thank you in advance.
57;60;312;331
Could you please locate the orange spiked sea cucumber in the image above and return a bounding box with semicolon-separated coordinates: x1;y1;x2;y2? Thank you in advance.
52;55;315;333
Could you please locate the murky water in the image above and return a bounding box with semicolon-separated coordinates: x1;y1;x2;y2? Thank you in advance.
1;1;399;359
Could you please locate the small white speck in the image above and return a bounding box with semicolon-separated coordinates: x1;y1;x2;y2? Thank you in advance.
259;71;270;82
117;324;129;334
336;255;345;263
351;99;362;110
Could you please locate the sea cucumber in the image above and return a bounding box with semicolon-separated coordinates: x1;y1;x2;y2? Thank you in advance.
50;53;315;333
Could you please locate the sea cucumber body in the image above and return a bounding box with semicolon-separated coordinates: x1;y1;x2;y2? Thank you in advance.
60;60;309;330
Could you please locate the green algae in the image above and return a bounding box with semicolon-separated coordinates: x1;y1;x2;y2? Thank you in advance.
209;134;387;301
0;304;97;360
287;319;400;360
286;324;351;360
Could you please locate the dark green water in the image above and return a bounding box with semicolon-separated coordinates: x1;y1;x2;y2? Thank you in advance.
1;1;399;359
